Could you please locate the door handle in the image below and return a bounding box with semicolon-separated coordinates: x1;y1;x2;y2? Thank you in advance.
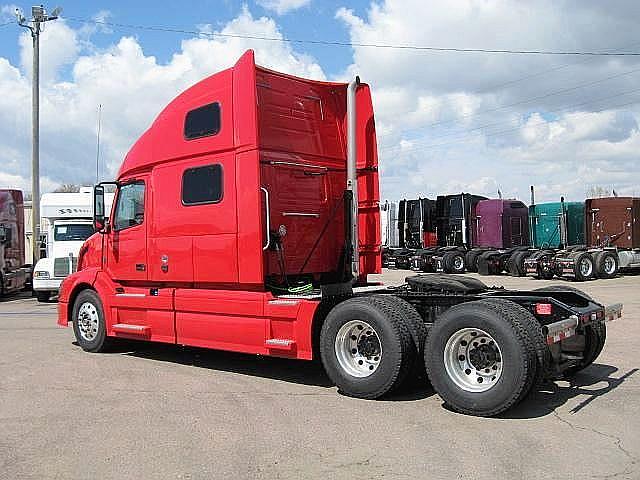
136;263;146;271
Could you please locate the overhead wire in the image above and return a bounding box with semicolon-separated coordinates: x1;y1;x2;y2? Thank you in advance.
380;85;640;153
383;39;640;140
64;16;640;57
386;96;640;156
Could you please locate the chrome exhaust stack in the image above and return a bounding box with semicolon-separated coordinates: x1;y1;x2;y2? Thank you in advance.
347;76;360;279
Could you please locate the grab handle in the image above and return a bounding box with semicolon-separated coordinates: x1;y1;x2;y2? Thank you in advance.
261;187;271;251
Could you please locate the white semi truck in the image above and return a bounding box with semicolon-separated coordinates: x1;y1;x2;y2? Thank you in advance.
32;188;113;302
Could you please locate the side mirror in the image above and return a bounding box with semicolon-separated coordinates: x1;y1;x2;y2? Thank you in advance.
94;185;106;232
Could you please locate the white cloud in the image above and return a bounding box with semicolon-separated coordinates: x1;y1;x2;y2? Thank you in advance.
257;0;311;15
0;7;325;195
337;0;640;202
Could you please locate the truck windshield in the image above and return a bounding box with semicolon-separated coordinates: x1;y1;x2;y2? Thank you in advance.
54;224;95;241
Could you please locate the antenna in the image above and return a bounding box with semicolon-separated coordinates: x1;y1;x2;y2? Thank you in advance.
95;104;102;183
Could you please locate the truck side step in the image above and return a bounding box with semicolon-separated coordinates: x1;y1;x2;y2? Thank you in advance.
264;338;296;351
112;324;151;336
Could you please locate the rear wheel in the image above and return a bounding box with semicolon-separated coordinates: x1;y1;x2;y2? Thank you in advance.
562;323;607;377
594;251;618;279
572;252;595;281
424;299;537;416
320;296;415;399
507;251;529;277
375;295;428;384
443;251;466;274
464;249;483;273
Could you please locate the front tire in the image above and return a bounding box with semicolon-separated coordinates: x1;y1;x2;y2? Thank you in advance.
36;291;51;303
424;300;537;416
320;296;415;399
72;289;112;353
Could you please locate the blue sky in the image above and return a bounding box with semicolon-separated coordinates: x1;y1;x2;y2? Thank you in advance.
1;1;362;76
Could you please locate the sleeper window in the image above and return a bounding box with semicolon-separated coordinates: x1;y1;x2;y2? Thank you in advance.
182;164;223;205
184;103;221;140
113;182;145;231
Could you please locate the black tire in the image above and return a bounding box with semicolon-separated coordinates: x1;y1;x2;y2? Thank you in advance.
535;285;605;376
320;296;415;399
563;322;607;377
424;299;537;416
593;251;618;279
507;251;528;277
375;295;428;383
465;249;483;273
36;291;50;303
477;250;500;276
572;252;595;281
443;251;466;274
538;252;556;279
71;289;113;353
482;298;549;388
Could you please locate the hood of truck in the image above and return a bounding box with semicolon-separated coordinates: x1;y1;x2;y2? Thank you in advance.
51;239;86;259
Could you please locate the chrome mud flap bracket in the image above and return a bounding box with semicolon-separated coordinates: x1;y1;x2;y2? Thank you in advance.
543;303;623;345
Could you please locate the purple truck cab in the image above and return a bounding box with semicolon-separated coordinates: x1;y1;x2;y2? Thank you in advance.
474;199;529;248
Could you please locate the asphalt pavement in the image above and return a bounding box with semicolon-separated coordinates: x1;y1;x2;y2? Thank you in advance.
0;271;638;479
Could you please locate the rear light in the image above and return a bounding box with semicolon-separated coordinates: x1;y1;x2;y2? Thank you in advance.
535;303;553;315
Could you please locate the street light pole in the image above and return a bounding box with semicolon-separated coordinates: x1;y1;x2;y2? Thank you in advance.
16;5;61;265
31;21;40;265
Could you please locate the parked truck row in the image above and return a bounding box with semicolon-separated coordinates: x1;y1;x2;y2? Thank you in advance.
49;51;622;417
383;188;640;281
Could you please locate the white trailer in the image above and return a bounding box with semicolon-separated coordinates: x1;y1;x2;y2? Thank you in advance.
380;200;399;248
32;188;113;301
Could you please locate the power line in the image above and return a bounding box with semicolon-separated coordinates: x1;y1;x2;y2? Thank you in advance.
380;86;640;152
386;97;640;155
65;16;640;57
419;65;640;131
387;39;640;139
0;20;15;28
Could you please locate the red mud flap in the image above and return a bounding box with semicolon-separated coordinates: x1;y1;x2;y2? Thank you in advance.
542;303;623;345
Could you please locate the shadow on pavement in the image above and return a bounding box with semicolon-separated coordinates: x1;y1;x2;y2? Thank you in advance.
121;341;334;388
502;364;638;419
113;341;436;400
98;341;633;410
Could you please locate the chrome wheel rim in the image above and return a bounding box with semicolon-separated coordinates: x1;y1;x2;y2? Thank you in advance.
579;257;593;277
603;256;616;275
77;302;99;342
335;320;382;378
453;256;464;271
444;328;503;392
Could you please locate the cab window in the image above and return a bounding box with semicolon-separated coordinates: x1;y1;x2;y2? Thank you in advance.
113;182;145;231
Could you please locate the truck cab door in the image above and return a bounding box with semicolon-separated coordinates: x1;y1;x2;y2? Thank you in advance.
106;180;148;281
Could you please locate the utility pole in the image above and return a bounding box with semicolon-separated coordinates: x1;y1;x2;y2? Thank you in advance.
95;104;102;183
16;5;61;265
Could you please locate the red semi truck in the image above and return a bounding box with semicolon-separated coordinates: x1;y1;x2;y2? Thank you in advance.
58;51;623;416
0;189;30;295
